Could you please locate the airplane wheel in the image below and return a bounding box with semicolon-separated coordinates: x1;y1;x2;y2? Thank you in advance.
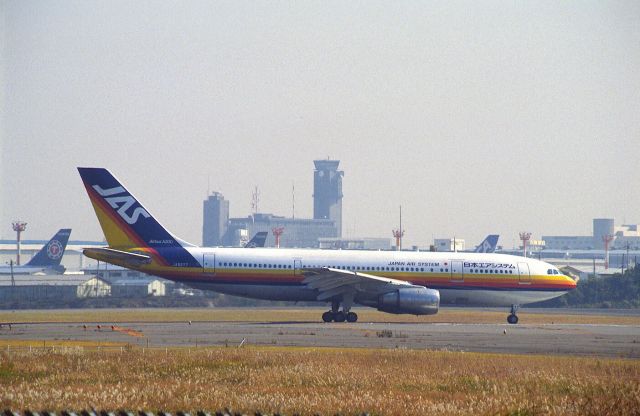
346;312;358;323
322;311;334;323
334;311;346;323
507;314;518;325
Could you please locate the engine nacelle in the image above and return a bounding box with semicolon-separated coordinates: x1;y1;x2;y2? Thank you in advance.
377;287;440;315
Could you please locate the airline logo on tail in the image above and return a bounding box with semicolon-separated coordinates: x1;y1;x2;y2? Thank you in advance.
46;240;64;259
79;167;200;268
93;185;151;225
26;228;72;267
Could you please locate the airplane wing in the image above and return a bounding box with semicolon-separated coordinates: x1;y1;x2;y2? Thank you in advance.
83;247;152;267
302;267;422;301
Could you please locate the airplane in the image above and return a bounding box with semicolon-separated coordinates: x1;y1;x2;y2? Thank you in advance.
78;168;576;324
244;232;268;248
0;228;72;275
473;235;499;253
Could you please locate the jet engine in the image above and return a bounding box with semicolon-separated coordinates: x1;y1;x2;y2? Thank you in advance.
377;287;440;315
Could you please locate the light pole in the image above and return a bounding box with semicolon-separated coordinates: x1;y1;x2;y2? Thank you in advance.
12;221;27;265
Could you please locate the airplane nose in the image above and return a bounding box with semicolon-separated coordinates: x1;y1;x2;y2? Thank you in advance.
565;275;578;288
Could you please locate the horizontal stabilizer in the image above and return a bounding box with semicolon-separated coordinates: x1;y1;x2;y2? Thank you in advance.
83;247;152;267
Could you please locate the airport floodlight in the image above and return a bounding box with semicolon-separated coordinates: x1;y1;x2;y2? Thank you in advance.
392;205;405;251
11;220;27;265
392;229;405;251
519;232;531;258
272;227;285;248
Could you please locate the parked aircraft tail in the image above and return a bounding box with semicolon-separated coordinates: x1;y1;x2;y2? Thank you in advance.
25;228;71;267
244;231;268;248
474;234;499;253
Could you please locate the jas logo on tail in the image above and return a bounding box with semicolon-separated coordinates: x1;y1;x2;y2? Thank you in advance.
93;185;151;225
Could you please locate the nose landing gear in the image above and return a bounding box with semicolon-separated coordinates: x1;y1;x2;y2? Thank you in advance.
507;304;520;324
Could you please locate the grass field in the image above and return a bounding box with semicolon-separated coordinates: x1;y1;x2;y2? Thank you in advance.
0;346;638;415
1;307;639;325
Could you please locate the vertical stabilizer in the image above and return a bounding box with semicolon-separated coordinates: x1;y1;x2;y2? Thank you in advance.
77;167;199;267
475;235;499;253
25;228;71;267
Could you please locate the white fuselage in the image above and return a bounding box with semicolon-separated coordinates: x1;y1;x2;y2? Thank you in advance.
141;248;575;308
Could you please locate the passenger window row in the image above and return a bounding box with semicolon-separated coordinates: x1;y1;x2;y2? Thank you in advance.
215;262;520;275
215;263;452;273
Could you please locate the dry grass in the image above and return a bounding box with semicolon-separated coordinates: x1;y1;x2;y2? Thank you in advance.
0;346;638;415
1;307;639;325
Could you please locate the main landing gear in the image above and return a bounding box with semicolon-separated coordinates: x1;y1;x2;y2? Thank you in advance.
322;299;358;323
507;304;519;324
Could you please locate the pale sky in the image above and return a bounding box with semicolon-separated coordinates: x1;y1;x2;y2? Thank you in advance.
1;1;639;248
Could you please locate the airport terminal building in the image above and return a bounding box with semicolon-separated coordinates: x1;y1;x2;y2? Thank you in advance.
543;218;640;250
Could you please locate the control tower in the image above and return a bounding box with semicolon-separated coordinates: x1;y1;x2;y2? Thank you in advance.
313;159;343;237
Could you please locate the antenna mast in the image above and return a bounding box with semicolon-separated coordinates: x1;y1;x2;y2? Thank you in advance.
250;186;260;216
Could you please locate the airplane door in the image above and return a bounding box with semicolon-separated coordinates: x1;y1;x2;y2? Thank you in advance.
203;253;216;273
450;260;464;282
294;259;302;276
517;262;531;283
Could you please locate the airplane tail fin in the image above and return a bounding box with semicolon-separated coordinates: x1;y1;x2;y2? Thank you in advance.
77;168;199;267
25;228;71;267
474;234;499;253
244;231;268;248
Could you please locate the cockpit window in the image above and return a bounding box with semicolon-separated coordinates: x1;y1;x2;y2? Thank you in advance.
547;269;553;275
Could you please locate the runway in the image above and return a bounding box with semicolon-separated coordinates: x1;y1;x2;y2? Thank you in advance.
2;318;639;358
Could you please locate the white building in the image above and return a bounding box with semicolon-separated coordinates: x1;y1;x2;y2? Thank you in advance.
0;275;110;300
111;278;166;297
318;237;391;250
434;238;465;252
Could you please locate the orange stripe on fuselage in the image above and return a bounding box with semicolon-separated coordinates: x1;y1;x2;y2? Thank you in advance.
131;266;574;291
